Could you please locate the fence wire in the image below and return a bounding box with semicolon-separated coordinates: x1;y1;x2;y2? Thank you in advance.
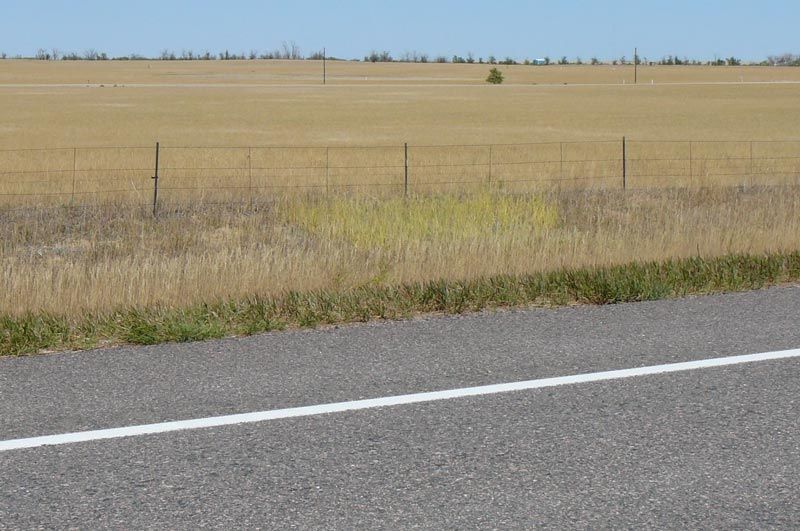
0;140;799;207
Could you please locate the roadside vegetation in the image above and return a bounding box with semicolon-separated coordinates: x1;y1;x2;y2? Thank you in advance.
3;187;800;355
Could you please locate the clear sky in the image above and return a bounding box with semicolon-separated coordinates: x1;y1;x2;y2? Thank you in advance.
1;0;797;62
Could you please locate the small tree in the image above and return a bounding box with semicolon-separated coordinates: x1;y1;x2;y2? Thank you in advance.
486;67;504;84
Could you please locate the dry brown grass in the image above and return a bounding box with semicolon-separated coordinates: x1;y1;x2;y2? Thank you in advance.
2;61;800;206
2;62;800;151
3;187;800;318
2;61;800;326
4;60;800;86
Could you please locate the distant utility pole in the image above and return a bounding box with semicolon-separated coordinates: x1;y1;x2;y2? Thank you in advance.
634;47;638;84
323;47;327;85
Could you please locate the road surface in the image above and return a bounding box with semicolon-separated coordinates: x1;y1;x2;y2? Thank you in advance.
1;286;799;528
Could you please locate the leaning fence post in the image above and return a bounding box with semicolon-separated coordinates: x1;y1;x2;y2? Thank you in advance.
151;142;160;216
622;136;627;190
404;143;409;196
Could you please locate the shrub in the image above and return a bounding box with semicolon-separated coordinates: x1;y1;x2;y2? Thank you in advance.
486;67;504;84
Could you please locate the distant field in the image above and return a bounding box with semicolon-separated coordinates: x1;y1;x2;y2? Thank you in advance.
2;60;800;205
4;59;800;86
2;61;800;149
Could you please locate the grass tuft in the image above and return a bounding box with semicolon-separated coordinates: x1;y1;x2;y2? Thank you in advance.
118;306;228;345
2;251;799;356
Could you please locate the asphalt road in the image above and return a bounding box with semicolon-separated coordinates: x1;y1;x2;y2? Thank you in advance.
1;287;799;529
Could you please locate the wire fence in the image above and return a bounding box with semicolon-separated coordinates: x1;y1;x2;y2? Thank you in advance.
2;139;800;211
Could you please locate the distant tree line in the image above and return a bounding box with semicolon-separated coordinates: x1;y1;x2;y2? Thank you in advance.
766;54;800;66
9;41;335;62
112;41;310;61
361;52;753;67
1;46;798;67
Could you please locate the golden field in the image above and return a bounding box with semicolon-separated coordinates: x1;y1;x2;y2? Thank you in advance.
2;60;800;149
2;61;800;205
2;61;800;326
5;59;800;86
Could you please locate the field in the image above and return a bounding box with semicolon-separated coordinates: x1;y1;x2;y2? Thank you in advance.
3;61;800;149
3;60;800;353
3;61;800;206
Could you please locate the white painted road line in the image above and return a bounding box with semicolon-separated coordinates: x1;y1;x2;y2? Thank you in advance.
1;348;799;453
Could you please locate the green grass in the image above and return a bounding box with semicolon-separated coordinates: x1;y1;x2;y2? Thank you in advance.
2;251;799;356
281;192;559;250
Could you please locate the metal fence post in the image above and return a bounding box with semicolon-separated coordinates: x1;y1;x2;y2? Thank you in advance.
559;142;564;181
247;146;253;207
488;144;493;186
71;147;77;202
404;143;409;196
151;142;160;216
325;147;330;195
622;136;627;190
688;140;693;185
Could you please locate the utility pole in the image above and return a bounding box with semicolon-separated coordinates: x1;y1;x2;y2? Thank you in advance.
323;47;327;85
634;47;638;84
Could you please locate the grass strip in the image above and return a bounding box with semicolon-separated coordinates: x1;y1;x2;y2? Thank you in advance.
3;251;799;356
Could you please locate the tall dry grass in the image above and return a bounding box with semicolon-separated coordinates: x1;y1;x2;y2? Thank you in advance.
3;187;800;318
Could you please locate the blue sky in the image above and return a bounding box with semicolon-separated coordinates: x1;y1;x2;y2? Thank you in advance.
1;0;796;61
